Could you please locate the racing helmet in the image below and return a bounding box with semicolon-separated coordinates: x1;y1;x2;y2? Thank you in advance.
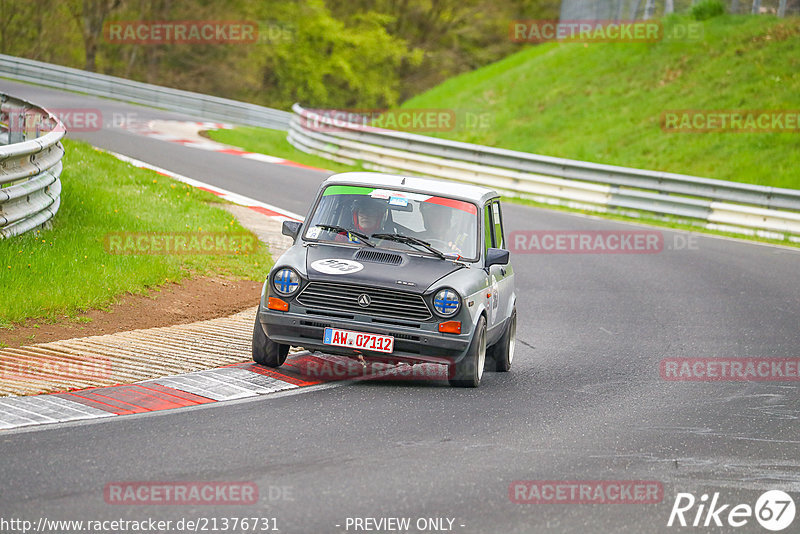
351;196;388;231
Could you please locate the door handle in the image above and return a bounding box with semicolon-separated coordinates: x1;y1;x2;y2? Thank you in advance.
500;267;506;276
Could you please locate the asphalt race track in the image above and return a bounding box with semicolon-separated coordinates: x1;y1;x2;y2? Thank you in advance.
1;79;799;533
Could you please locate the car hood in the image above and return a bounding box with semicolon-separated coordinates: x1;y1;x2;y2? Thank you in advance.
305;244;463;294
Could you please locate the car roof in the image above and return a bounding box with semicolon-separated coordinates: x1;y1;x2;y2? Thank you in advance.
323;172;499;204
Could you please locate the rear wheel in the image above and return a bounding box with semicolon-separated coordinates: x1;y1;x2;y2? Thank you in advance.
490;308;516;372
449;316;486;388
252;310;289;368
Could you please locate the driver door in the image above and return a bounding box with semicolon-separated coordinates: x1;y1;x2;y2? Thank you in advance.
484;201;513;337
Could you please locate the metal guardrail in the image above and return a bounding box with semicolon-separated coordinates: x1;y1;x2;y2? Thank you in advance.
0;93;65;238
288;104;800;241
0;54;292;131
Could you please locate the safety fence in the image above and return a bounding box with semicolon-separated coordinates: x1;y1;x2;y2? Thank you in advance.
288;104;800;242
0;54;291;131
0;93;64;238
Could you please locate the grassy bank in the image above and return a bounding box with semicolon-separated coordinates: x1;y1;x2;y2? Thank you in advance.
0;139;272;327
209;16;799;190
202;15;798;247
403;15;800;189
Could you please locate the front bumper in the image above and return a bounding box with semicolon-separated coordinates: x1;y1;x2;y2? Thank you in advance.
259;307;473;365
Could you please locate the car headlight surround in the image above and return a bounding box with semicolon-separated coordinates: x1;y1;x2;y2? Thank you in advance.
272;268;300;296
433;288;461;317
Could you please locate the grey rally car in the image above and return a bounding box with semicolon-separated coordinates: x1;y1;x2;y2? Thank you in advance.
253;172;516;387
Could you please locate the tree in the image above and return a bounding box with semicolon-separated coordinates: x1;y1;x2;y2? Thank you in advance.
261;1;420;108
66;0;124;72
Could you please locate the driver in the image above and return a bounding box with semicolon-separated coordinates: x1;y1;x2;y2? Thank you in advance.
352;197;388;234
419;202;467;255
335;197;390;242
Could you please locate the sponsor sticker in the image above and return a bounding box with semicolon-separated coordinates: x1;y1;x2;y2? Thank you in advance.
310;259;365;275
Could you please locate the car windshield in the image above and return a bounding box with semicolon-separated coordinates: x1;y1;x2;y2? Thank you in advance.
303;185;478;259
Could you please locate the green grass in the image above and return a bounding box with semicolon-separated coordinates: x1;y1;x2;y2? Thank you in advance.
200;16;799;247
205;127;362;173
403;15;800;189
0;139;273;325
208;16;799;189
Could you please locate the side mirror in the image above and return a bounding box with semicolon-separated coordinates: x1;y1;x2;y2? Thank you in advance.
486;248;510;268
282;220;302;240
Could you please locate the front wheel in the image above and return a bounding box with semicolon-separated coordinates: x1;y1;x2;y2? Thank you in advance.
449;316;486;388
490;308;516;372
252;311;289;367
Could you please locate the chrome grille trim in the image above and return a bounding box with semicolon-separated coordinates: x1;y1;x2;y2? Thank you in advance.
297;281;432;321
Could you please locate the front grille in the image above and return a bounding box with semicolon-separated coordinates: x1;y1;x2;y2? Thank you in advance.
297;281;432;321
355;249;403;265
392;332;420;341
372;317;421;328
300;320;332;328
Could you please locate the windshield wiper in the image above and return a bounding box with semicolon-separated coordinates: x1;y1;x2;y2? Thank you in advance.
371;232;446;260
315;224;375;247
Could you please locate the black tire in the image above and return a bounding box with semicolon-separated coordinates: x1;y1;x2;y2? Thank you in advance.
449;316;487;388
490;308;516;372
252;311;289;367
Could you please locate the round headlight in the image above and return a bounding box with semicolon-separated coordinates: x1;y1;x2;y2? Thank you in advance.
433;288;461;317
272;268;300;296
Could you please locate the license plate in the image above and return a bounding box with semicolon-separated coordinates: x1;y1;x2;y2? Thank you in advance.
323;328;394;354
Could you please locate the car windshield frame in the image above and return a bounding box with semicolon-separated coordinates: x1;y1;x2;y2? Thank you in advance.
301;184;482;262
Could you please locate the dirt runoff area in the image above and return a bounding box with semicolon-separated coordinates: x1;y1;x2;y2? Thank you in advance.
0;277;263;348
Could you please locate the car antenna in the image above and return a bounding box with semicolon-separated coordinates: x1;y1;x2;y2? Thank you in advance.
401;177;406;185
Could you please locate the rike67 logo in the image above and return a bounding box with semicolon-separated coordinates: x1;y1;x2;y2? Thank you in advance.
668;490;796;531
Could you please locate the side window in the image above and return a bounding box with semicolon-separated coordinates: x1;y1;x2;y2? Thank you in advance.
492;201;505;249
484;203;494;254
